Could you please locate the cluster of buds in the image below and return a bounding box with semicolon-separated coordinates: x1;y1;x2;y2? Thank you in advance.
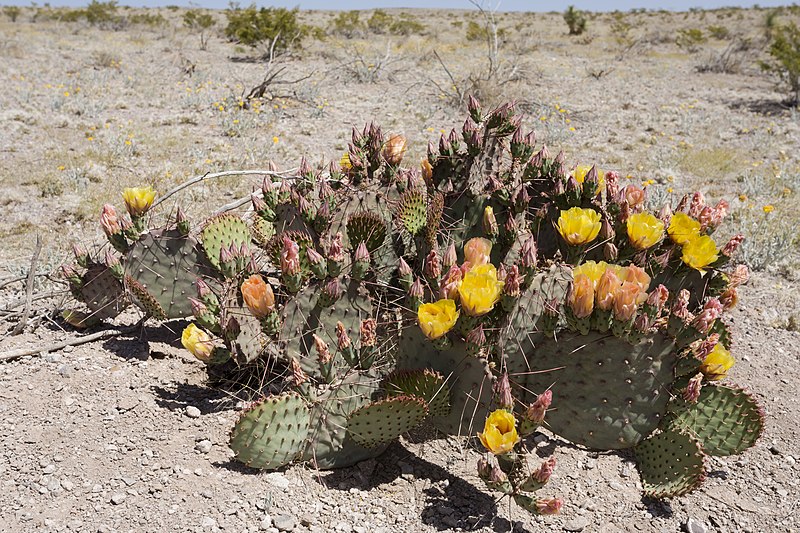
220;242;253;279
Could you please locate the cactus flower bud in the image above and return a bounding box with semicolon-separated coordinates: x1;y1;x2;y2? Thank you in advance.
306;246;325;266
443;242;458;269
313;333;332;364
251;192;268;213
482;206;498;236
188;297;208;318
299;156;312;178
439;265;463;300
603;242;619;262
241;274;275;319
280;235;301;276
691;333;720;361
634;313;651;332
535;498;563;516
420;158;433;187
468;94;482;122
721;234;744;257
504;265;522;297
122;186;156;218
671;289;692;321
466;323;487;347
719;287;738;310
568;274;595;319
605;170;620;200
495;373;514;410
488;463;508;484
693;298;723;334
613;282;640;321
322;278;343;304
336;321;352;350
624;185;645;211
354;242;371;263
181;323;214;362
71;243;89;268
710;199;729;228
531;456;556;485
100;204;122;237
646;284;670;312
409;277;425;299
525;390;552;424
520;236;537;270
595;269;620;311
477;454;494;480
360;318;377;347
729;264;750;287
382;134;407;166
425;249;442;280
289;357;308;387
327;232;345;263
464;237;492;269
688;191;705;218
683;373;704;403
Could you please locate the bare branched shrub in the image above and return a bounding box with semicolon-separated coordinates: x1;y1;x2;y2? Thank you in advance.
696;37;755;74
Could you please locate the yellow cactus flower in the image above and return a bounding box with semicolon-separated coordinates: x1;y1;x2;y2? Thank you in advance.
573;164;605;193
668;212;701;245
181;323;213;362
626;212;664;250
568;273;595;318
700;343;734;381
572;261;608;290
418;299;459;340
458;264;505;316
556;207;602;246
463;237;492;268
340;152;352;172
478;409;520;455
122;186;156;217
682;235;719;271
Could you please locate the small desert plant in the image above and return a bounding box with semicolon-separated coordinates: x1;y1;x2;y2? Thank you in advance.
676;28;707;53
761;21;800;104
3;5;21;22
696;37;754;74
225;4;306;54
184;9;215;50
366;10;424;36
84;0;119;27
128;12;167;28
330;10;363;38
367;9;391;34
707;24;730;40
563;5;587;36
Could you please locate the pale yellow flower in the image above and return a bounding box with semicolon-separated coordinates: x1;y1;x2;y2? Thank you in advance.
572;261;608;290
418;299;459;340
568;273;595;318
573;164;605;193
122;186;156;217
626;212;664;250
458;264;504;316
556;207;602;246
478;409;519;455
463;237;492;268
181;323;213;362
700;343;734;381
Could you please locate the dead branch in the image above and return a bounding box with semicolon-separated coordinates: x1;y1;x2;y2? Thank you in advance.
11;235;41;336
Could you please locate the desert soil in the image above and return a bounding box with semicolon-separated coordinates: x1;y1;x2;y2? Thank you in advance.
1;5;800;533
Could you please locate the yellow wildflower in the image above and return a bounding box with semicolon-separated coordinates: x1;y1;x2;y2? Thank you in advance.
458;264;504;316
627;212;664;250
573;164;605;193
418;299;459;340
556;207;602;246
572;261;608;290
478;409;519;455
181;324;213;362
668;212;701;245
700;343;734;381
682;235;719;271
763;205;774;214
122;186;156;217
340;152;352;172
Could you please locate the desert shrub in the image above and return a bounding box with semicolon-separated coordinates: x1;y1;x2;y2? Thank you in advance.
466;19;506;42
367;9;391;34
184;9;215;50
84;0;119;27
707;24;730;40
330;10;363;38
129;12;167;28
225;4;306;53
676;28;706;52
3;6;21;22
365;10;424;36
696;37;755;74
563;5;587;36
761;21;800;104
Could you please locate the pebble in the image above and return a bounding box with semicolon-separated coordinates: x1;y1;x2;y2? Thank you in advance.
265;472;291;490
201;517;217;529
110;493;127;505
195;440;212;454
186;406;202;419
60;479;74;491
684;518;708;533
564;517;591;531
273;514;296;531
260;515;273;530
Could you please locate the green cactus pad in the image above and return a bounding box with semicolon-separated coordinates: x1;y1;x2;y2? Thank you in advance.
303;376;387;469
635;429;706;498
395;327;493;436
384;369;451;417
273;202;315;236
347;395;428;448
425;192;444;249
222;307;269;365
509;329;679;449
79;263;127;320
397;190;428;236
229;392;311;470
666;384;764;457
250;216;275;246
201;213;251;272
347;211;387;254
124;229;207;319
279;278;374;381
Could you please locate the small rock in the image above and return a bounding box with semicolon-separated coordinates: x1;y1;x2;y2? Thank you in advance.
201;517;217;529
684;517;708;533
564;516;590;531
44;353;63;363
265;472;290;490
195;440;212;454
60;479;74;491
260;515;273;530
186;406;202;419
110;493;127;505
273;514;296;531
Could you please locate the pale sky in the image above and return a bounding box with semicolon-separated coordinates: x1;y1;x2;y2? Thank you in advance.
0;0;794;10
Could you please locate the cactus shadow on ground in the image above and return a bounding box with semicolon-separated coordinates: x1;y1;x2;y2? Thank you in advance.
151;383;235;416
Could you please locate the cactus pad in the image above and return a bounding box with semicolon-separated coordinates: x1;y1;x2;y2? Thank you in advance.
666;384;765;456
347;395;428;448
384;369;451;417
229;392;311;470
79;263;127;320
124;229;206;319
250;216;275;246
201;214;251;272
635;429;706;498
347;211;387;254
397;190;428;236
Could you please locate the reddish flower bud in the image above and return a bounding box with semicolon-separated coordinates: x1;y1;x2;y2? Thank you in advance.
442;242;458;269
360;318;377;347
526;390;552;424
425;249;442;279
531;456;556;484
280;235;301;276
495;373;513;410
729;264;749;287
100;204;121;237
721;234;744;257
692;298;723;334
683;373;703;403
336;321;352;350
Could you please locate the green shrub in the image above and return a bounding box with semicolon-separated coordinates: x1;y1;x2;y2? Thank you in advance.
761;21;800;104
129;12;167;28
676;28;706;52
367;9;391;34
563;5;587;36
3;6;21;22
225;4;306;53
84;0;119;27
707;24;730;40
184;9;215;50
330;10;362;38
388;13;425;36
465;19;506;42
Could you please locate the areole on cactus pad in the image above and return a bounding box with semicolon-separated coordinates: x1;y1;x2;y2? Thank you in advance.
64;96;763;516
